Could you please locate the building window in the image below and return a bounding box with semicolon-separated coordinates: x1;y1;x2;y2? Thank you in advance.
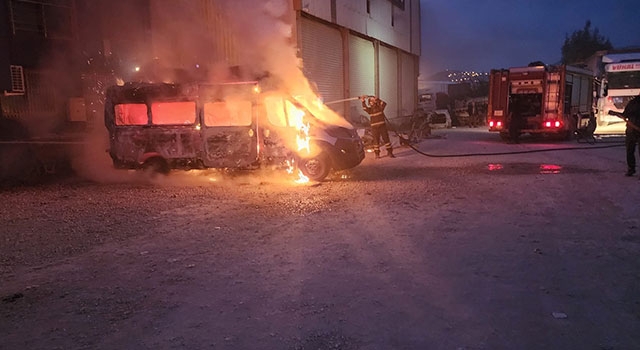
151;102;197;125
10;65;25;93
115;104;148;126
8;0;73;39
204;100;252;127
366;0;370;14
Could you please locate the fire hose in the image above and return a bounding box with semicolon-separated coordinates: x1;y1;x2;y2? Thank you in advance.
323;96;362;105
322;97;626;158
382;115;625;157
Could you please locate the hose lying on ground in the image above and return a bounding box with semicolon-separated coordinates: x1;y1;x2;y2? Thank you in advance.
386;116;625;158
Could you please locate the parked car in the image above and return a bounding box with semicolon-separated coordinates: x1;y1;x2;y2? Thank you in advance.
429;109;452;129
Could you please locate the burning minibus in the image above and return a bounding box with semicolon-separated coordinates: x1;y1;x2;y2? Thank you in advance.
103;81;364;181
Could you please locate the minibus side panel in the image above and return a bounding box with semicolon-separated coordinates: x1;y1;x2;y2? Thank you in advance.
200;99;258;168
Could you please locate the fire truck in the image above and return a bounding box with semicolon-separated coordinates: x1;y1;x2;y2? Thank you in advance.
487;64;594;141
594;53;640;135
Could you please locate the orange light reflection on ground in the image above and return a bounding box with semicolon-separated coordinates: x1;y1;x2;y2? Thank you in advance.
540;164;562;174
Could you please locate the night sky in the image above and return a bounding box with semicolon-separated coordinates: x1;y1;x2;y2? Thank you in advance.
419;0;640;79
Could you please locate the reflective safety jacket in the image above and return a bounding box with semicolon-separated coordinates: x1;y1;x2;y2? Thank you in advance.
362;99;387;127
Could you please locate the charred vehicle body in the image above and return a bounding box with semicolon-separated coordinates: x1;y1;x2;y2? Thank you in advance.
104;82;365;181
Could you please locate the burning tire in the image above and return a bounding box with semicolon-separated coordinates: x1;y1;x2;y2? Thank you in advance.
299;152;331;182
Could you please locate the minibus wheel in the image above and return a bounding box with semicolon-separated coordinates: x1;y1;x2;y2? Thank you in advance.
142;157;170;176
299;152;330;181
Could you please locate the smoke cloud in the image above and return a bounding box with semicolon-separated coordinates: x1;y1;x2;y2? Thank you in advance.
74;0;351;184
217;0;351;128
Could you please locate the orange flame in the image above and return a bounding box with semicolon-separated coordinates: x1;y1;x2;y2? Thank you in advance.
286;102;311;183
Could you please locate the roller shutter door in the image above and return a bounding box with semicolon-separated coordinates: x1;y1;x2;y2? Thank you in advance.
349;35;375;97
400;52;417;118
348;35;375;123
300;18;345;116
379;45;398;120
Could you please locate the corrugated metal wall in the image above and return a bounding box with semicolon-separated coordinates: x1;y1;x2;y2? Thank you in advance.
399;52;416;119
206;0;238;66
299;17;345;116
379;44;398;120
296;13;418;126
0;70;62;120
348;34;375;123
348;34;375;98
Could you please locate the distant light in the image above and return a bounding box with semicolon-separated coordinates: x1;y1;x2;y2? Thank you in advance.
134;66;141;72
196;64;200;68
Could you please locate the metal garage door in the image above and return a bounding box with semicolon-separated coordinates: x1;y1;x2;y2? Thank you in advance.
400;52;417;119
348;34;375;124
379;45;398;120
300;17;345;116
348;34;375;98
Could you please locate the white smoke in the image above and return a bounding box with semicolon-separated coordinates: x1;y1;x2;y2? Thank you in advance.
218;0;302;86
73;0;352;184
217;0;351;128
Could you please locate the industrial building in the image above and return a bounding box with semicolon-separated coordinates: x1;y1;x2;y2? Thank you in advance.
0;0;421;136
294;0;421;124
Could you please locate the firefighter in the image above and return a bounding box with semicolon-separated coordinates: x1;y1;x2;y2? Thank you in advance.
508;110;521;143
620;93;640;177
508;98;522;144
361;95;395;158
467;101;475;127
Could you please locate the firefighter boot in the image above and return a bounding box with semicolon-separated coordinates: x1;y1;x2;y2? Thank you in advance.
387;149;396;158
